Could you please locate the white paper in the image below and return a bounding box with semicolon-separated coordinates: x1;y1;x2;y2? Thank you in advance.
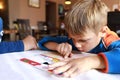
0;50;120;80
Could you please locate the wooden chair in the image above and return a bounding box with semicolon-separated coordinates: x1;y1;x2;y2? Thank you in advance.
16;19;32;40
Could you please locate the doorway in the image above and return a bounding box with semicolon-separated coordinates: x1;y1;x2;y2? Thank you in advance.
46;1;56;30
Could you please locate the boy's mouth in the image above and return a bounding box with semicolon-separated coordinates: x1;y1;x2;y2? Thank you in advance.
77;48;84;52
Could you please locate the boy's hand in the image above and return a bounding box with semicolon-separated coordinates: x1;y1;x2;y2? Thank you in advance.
23;35;38;50
56;43;72;58
48;55;105;78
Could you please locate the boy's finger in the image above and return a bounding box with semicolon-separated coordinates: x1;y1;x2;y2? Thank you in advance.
48;61;66;70
64;52;70;58
53;63;72;75
64;52;73;59
69;53;73;57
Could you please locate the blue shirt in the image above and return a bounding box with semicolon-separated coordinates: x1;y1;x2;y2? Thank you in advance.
0;40;24;54
0;17;24;54
0;17;3;42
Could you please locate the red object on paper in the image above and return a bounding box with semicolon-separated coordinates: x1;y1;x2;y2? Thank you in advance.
20;58;41;66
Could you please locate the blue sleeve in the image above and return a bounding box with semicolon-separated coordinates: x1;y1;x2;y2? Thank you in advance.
0;40;24;54
99;40;120;74
38;36;78;51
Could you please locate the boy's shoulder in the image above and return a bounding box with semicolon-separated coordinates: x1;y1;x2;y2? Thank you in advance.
103;29;120;47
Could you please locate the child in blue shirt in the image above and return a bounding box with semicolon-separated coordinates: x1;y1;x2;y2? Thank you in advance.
38;0;120;78
0;17;37;54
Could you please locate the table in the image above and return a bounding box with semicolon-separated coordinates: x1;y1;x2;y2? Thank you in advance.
3;29;18;34
0;50;120;80
3;29;18;41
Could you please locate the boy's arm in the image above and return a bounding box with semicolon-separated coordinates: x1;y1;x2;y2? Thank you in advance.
23;35;37;50
0;35;37;54
44;42;58;51
38;36;71;51
98;40;120;73
0;40;24;54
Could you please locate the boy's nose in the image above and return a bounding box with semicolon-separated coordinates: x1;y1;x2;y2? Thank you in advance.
74;42;82;48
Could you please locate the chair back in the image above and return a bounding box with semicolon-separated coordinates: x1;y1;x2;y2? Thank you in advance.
16;19;32;39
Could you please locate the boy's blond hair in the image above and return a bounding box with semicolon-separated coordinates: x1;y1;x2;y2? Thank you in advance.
65;0;109;36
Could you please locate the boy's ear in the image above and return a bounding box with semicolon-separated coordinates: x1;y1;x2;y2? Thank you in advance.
99;26;108;37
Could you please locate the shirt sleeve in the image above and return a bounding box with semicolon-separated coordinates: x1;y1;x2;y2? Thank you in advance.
38;36;78;51
37;36;69;50
0;40;24;54
98;40;120;74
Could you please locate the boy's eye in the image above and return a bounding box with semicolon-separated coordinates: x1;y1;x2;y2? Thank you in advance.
78;40;87;42
78;38;91;43
71;38;87;43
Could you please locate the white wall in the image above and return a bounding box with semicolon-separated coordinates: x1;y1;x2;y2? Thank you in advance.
8;0;45;29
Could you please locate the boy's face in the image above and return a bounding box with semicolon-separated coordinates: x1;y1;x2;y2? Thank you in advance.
69;30;102;52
